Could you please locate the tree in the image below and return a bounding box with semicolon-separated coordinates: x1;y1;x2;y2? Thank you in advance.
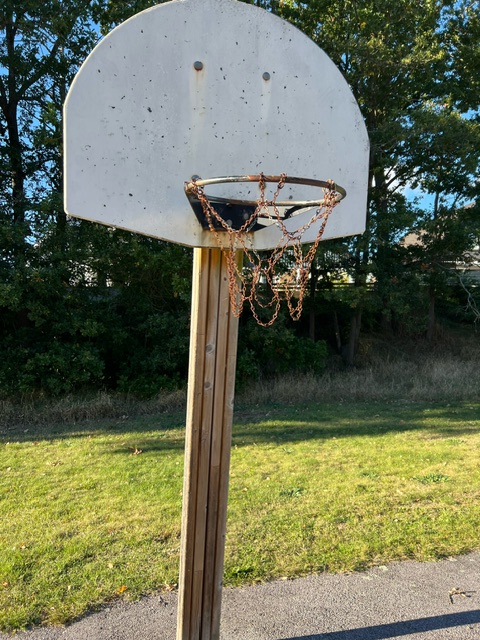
405;202;480;338
1;0;478;396
97;0;480;364
0;1;98;249
0;1;194;397
0;2;104;394
276;0;479;358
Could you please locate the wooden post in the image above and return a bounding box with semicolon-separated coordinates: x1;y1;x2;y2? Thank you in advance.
177;247;240;640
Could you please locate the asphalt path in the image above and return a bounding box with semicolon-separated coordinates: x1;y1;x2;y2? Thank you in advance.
2;553;479;640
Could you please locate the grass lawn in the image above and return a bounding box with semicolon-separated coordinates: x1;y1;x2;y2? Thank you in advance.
1;400;480;631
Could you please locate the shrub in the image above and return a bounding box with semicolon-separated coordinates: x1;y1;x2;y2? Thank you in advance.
237;315;327;384
0;339;104;397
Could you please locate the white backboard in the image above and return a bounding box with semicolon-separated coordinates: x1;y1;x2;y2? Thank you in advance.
64;0;369;249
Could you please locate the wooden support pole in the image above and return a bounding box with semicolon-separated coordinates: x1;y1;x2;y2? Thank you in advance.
177;247;240;640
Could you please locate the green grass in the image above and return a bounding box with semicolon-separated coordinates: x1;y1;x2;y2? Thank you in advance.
1;401;480;631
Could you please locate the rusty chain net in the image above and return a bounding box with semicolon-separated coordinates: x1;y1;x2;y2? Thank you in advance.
187;174;341;327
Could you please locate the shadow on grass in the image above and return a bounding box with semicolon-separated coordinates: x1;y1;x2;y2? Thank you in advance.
1;402;478;448
280;609;480;639
232;402;480;446
0;410;186;444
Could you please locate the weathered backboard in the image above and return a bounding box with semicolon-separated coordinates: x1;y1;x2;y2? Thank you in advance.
64;0;369;250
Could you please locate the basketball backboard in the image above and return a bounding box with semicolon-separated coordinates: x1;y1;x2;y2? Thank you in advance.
64;0;369;250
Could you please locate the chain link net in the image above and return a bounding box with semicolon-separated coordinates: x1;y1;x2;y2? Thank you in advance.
187;174;340;327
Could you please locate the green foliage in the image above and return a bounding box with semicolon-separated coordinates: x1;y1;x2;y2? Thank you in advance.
94;0;165;34
0;0;479;397
237;316;327;383
404;106;480;198
0;218;192;397
21;343;104;396
285;0;480;349
115;312;190;398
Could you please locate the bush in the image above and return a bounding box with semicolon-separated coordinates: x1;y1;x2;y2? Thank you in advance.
237;315;327;384
114;311;190;398
0;338;104;397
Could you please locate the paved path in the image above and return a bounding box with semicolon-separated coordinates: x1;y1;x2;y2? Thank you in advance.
2;553;479;640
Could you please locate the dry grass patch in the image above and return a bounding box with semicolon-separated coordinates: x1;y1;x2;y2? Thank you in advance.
238;354;480;405
0;390;186;428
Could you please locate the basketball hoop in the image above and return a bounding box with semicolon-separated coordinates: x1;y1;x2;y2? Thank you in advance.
185;173;346;326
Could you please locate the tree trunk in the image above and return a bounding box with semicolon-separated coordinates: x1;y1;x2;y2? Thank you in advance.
333;310;342;352
344;307;362;366
0;15;28;257
426;285;436;341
